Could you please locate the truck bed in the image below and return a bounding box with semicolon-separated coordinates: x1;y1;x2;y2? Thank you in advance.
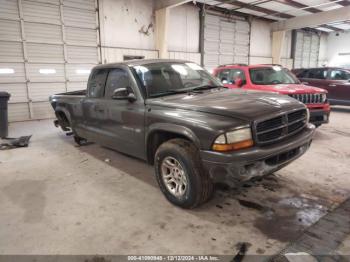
55;90;86;96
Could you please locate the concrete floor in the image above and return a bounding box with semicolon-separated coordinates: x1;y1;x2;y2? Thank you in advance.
1;107;350;256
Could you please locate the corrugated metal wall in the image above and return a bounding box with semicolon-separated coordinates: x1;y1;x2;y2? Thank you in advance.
0;0;99;122
203;13;250;71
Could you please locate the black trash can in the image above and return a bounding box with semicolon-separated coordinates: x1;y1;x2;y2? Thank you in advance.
0;92;11;138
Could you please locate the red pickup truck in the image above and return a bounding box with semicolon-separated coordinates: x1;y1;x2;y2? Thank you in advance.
213;64;330;127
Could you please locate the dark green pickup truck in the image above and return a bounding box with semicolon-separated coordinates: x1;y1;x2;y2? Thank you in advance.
50;59;315;208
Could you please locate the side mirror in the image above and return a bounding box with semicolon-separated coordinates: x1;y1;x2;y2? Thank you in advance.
112;87;136;102
235;78;244;87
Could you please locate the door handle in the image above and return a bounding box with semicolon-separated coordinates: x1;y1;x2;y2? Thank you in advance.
329;84;337;87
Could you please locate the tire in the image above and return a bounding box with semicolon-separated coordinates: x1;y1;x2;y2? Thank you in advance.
74;135;88;146
154;138;213;209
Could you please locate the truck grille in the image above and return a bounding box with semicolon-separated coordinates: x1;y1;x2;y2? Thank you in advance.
255;109;307;144
289;93;324;104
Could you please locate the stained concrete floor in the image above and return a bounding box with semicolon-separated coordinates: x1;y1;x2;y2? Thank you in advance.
0;107;350;256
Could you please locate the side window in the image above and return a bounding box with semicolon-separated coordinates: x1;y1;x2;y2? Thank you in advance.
330;70;350;80
217;69;245;84
88;69;108;98
297;70;309;78
105;68;132;98
217;69;230;82
308;69;327;80
230;69;246;82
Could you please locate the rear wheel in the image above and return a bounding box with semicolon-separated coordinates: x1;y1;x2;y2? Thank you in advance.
154;139;213;209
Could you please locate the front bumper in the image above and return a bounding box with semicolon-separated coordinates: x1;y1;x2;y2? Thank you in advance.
307;103;330;126
200;123;315;184
309;109;330;126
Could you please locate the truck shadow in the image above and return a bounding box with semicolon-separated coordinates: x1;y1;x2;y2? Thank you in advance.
331;106;350;113
64;135;349;247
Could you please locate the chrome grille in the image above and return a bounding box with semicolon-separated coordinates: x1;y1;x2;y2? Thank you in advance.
255;109;307;145
289;93;324;104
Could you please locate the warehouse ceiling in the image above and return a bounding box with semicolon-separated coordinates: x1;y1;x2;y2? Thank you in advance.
196;0;350;32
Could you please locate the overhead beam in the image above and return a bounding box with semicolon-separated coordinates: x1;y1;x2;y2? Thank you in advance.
330;0;350;7
155;0;191;10
273;0;321;13
271;5;350;31
217;0;293;19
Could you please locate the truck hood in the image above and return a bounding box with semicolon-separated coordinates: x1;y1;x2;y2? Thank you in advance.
147;88;305;121
253;83;327;94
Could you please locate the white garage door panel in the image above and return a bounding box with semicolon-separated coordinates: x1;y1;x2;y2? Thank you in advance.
63;0;95;10
22;0;61;24
27;43;64;63
66;46;98;63
205;24;220;39
0;83;27;103
25;22;62;44
204;14;250;70
0;42;24;62
66;64;94;81
219;55;234;65
65;27;97;46
32;102;55;119
8;103;30;122
0;0;19;20
0;20;21;41
235;45;249;55
67;81;86;92
27;64;65;82
63;7;96;29
234;56;249;64
31;0;60;5
29;82;65;101
219;43;234;54
0;63;26;83
0;0;99;121
294;30;319;68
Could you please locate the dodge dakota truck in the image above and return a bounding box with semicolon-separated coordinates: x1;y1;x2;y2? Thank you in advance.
50;59;315;208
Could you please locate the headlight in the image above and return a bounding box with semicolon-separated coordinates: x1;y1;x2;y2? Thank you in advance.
212;127;254;152
321;93;327;103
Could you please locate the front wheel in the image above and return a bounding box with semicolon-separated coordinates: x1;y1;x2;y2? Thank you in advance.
154;139;213;209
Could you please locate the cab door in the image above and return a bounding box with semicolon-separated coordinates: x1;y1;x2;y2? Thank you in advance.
97;67;146;159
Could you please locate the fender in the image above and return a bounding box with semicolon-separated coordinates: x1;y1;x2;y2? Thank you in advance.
54;106;72;127
146;123;201;149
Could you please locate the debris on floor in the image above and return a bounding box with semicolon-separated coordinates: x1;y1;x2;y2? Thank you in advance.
232;242;251;262
0;135;32;150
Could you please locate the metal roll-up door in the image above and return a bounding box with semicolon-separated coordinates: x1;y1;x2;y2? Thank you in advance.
203;13;250;72
0;0;99;122
293;30;320;69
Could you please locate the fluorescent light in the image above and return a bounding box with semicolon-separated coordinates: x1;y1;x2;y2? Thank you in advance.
76;69;91;75
39;69;56;74
0;68;15;74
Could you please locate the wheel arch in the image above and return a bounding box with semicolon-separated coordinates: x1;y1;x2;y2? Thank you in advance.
146;123;201;164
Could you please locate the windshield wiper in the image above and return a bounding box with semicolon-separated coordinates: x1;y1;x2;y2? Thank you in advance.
191;85;224;91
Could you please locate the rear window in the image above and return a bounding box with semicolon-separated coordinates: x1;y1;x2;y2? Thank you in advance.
88;69;108;98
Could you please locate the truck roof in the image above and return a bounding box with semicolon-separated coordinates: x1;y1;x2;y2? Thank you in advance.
93;59;192;70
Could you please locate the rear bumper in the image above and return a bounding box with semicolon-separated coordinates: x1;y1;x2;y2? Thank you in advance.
200;124;315;184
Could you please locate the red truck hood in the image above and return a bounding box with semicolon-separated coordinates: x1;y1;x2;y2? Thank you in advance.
254;84;327;94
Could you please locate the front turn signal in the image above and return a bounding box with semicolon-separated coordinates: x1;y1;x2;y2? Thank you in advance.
212;139;254;152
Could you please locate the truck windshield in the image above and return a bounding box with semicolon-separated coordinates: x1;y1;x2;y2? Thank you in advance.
132;62;222;98
250;67;300;85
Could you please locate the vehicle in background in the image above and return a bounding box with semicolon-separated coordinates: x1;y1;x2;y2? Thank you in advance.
213;64;330;127
292;67;350;106
50;59;315;208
